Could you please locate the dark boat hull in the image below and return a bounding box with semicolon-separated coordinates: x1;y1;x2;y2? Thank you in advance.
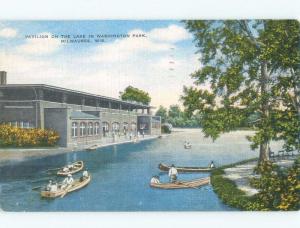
158;163;213;173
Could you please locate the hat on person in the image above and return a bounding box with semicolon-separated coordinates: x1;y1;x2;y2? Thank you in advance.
171;164;175;167
68;174;72;177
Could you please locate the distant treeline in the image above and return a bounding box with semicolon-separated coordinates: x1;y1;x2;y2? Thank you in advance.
155;105;260;129
155;105;201;128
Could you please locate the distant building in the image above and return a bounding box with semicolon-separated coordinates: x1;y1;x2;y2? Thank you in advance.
0;71;161;147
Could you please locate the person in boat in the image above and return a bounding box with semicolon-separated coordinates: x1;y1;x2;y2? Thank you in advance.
168;164;178;183
150;175;160;184
62;174;74;189
62;166;69;172
210;161;215;169
49;182;58;192
46;180;53;191
184;141;191;148
80;170;89;181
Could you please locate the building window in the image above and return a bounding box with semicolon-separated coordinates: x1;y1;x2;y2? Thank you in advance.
112;122;120;132
102;122;109;137
123;122;128;132
24;121;30;129
80;122;87;136
102;122;109;132
88;122;93;136
72;122;78;137
94;122;100;135
131;122;136;131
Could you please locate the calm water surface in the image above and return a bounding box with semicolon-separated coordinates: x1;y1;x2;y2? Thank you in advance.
0;129;282;211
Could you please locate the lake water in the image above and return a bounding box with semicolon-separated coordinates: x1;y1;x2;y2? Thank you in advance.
0;129;283;211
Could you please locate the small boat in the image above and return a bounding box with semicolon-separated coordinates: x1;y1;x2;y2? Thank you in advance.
57;161;84;176
158;163;213;173
150;177;210;189
40;175;91;198
184;144;192;149
86;144;99;151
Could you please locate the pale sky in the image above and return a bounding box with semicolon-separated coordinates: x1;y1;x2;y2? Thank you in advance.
0;20;201;109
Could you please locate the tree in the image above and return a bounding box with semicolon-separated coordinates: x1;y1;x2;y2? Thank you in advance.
168;105;182;119
182;20;300;163
120;86;151;105
155;106;168;123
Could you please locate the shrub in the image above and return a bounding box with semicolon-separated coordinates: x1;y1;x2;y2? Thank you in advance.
250;160;300;211
161;125;171;134
0;124;59;147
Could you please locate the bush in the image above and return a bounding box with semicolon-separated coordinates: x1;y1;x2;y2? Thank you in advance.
250;160;300;211
0;124;59;147
161;125;171;134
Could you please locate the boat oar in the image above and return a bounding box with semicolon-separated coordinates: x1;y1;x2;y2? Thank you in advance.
44;168;61;174
32;186;43;191
61;185;72;198
31;177;54;183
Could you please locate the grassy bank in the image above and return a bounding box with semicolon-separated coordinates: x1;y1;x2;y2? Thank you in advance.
211;157;300;211
210;158;259;210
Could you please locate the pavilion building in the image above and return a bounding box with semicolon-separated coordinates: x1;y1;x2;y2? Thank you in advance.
0;71;161;147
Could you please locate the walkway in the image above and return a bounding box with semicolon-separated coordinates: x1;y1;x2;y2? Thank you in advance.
223;158;296;196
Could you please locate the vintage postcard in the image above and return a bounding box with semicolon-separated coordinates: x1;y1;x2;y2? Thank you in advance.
0;20;299;212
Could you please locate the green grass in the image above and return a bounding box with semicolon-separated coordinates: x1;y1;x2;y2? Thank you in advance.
210;158;259;210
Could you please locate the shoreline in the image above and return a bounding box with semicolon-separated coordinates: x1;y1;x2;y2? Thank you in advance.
0;135;160;165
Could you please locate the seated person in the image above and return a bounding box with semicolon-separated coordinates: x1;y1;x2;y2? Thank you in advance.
150;175;160;184
62;166;69;172
49;182;58;192
62;174;74;189
80;170;89;181
46;180;53;191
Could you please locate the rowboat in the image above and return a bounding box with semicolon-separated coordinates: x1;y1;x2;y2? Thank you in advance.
150;177;210;189
184;144;192;149
86;144;99;151
158;163;213;173
40;175;91;198
57;161;84;176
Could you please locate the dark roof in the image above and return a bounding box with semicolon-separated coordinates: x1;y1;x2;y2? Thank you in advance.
70;111;99;120
0;84;152;108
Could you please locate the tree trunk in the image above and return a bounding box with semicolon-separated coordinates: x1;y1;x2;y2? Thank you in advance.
294;69;300;150
259;140;269;162
259;61;270;163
